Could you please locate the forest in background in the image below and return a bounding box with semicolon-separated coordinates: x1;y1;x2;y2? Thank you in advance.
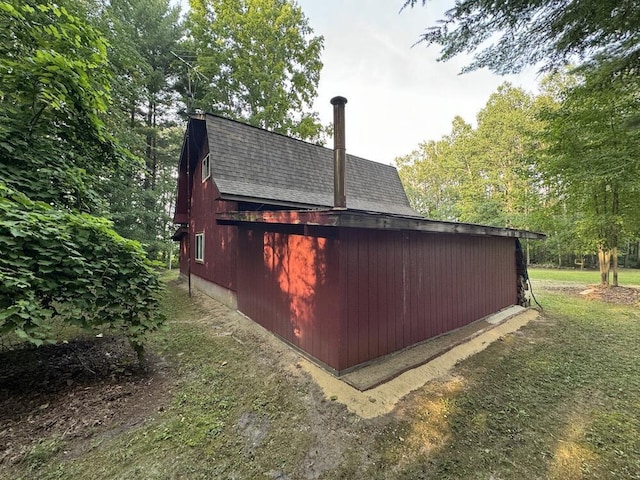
400;0;640;287
395;72;640;280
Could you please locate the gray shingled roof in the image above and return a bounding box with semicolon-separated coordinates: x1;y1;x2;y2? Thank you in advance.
204;114;419;217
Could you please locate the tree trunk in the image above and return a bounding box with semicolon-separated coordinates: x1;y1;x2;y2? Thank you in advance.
598;244;610;286
612;245;619;287
624;240;629;268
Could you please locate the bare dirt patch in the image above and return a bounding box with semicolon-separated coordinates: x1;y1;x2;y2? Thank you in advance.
0;336;173;467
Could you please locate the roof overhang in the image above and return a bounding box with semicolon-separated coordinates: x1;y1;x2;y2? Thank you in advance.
216;209;546;240
171;226;188;241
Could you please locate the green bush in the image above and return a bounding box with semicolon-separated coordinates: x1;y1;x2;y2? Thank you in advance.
0;184;164;355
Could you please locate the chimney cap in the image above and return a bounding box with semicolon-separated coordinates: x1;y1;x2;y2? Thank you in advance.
330;96;348;106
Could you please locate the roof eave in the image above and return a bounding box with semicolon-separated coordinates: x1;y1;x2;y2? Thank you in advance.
216;210;546;240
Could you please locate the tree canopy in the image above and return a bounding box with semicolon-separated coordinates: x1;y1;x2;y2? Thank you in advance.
184;0;326;141
403;0;640;75
0;0;164;352
396;72;640;284
396;84;543;229
0;0;116;212
539;68;640;285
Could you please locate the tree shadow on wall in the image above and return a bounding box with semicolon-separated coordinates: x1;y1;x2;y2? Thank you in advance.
263;232;330;353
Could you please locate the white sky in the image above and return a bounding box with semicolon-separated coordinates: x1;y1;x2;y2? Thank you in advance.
296;0;541;164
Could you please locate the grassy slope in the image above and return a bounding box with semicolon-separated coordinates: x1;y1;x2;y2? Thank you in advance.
7;274;640;479
528;267;640;286
16;280;314;480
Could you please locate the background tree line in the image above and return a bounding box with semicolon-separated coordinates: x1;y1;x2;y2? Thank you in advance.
395;74;640;284
400;0;639;286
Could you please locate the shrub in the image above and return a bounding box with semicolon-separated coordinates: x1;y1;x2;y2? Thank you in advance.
0;184;164;355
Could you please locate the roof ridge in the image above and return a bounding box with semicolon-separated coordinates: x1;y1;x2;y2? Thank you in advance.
201;112;397;170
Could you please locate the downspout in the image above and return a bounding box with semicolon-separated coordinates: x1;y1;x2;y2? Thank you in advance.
186;123;192;297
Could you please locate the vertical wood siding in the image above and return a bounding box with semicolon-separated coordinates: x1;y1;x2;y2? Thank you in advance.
189;152;238;291
179;237;188;276
237;228;342;369
338;229;516;370
235;225;516;372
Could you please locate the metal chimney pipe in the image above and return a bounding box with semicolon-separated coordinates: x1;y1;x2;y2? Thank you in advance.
330;96;348;209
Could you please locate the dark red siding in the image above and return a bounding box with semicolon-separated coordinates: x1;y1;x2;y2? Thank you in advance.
179;237;188;276
189;151;238;291
235;225;517;372
237;228;342;369
338;229;516;370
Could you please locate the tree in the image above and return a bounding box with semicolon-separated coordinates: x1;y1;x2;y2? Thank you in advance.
396;117;469;221
0;185;163;353
98;0;184;259
539;69;640;286
0;0;164;352
403;0;640;76
0;0;115;212
467;85;545;229
183;0;326;141
396;84;544;232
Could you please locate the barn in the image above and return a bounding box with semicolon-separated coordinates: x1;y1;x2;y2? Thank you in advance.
173;98;544;375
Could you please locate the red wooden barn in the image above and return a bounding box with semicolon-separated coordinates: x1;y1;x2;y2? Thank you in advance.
173;98;544;375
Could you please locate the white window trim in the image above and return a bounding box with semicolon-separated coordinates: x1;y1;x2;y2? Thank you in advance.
195;232;205;263
201;153;211;182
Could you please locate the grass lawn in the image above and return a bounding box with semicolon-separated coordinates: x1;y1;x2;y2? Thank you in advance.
528;266;640;286
3;275;639;479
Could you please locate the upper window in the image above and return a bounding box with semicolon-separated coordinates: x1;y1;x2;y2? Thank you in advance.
201;153;211;182
195;232;204;263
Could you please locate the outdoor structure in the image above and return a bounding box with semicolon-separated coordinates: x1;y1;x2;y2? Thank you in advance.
173;99;544;375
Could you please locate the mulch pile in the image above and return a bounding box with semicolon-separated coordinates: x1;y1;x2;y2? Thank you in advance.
542;284;640;306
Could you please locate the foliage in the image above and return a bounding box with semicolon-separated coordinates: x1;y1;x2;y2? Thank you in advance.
403;0;640;76
0;0;119;213
0;0;164;353
93;0;184;261
184;0;327;142
0;185;164;352
539;67;640;284
396;84;544;229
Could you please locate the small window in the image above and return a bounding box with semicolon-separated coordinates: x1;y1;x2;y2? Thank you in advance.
195;232;204;263
201;153;211;182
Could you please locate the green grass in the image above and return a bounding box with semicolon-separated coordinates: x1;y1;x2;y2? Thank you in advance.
358;290;640;479
4;276;640;479
528;266;640;286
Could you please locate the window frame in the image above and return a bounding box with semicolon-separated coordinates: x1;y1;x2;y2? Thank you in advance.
195;232;205;263
201;153;211;182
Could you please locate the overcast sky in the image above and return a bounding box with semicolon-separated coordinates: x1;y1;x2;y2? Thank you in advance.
296;0;541;165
